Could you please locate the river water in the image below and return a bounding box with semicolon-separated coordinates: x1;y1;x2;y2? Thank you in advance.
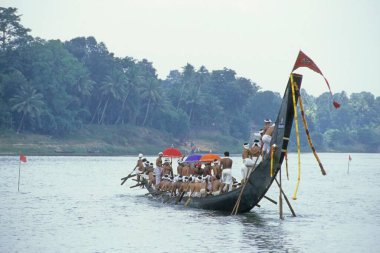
0;153;379;252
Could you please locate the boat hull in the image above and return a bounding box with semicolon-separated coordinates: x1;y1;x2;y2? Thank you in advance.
140;74;303;214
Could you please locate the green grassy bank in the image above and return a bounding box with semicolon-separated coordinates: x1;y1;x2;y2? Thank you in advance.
0;125;243;156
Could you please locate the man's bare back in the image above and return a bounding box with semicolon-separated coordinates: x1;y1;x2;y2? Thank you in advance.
220;157;233;169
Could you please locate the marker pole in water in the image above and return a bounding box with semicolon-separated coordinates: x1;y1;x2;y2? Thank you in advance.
18;152;27;192
347;154;352;174
18;159;21;192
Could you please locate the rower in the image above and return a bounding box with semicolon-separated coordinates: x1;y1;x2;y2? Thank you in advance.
154;152;163;186
182;163;190;176
211;174;222;195
211;160;221;177
220;151;233;192
177;159;184;176
134;153;144;182
241;143;253;184
162;158;173;177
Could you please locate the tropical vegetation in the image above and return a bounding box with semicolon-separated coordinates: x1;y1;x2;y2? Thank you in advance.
1;7;379;153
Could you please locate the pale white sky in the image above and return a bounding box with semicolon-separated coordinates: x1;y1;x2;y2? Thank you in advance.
3;0;380;96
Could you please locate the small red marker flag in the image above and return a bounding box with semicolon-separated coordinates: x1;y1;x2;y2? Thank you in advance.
292;50;340;109
19;153;27;163
349;154;352;161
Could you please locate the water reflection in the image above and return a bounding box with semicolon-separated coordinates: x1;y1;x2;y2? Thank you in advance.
1;154;379;253
130;191;300;252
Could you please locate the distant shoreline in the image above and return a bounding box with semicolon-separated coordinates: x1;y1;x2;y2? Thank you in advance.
2;125;378;157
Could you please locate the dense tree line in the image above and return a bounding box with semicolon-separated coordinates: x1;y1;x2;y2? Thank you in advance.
1;7;379;152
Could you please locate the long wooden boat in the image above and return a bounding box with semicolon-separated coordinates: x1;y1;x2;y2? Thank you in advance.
139;74;302;214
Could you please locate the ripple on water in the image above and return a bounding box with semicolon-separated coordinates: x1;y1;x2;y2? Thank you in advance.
1;154;380;253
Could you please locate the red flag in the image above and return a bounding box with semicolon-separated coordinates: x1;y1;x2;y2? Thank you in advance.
19;153;27;163
292;50;340;109
349;154;352;161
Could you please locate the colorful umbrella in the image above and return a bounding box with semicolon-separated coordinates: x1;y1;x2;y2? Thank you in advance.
200;154;221;162
184;154;202;163
162;147;182;158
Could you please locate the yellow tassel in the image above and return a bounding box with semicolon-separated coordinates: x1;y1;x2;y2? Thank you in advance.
295;85;327;176
290;74;301;200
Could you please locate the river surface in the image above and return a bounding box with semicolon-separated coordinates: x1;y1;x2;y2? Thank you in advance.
0;153;379;253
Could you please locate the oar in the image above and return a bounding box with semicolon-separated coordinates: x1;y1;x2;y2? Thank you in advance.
184;191;195;207
121;166;138;185
120;174;136;185
263;195;278;205
231;147;263;215
176;191;186;204
130;183;144;188
163;195;172;203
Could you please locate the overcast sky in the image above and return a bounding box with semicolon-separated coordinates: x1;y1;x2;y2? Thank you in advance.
3;0;380;97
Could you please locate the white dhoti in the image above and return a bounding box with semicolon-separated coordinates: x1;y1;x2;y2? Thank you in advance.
241;158;253;179
262;134;272;154
154;167;161;185
212;191;221;196
241;158;253;180
222;168;232;192
241;166;248;180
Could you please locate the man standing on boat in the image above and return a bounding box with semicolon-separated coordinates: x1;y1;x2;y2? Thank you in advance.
220;151;233;192
134;153;144;182
251;139;262;164
154;152;163;186
262;119;275;156
241;143;254;184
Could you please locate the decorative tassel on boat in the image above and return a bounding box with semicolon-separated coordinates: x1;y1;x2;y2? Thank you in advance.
290;74;301;200
294;84;327;176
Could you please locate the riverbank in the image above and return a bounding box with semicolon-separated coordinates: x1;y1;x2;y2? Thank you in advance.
0;125;242;156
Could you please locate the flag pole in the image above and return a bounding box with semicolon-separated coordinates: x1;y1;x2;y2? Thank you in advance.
18;159;21;192
347;159;350;174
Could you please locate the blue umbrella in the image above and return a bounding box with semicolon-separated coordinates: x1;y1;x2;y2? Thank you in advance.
184;154;202;163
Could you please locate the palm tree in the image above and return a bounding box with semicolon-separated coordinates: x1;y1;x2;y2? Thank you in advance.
176;64;195;111
94;70;128;124
188;66;209;122
10;85;45;133
141;78;162;126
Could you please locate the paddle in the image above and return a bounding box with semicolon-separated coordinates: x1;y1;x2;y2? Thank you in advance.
231;146;263;215
184;191;195;207
130;183;144;188
120;173;136;185
121;165;140;185
163;195;171;203
176;191;186;204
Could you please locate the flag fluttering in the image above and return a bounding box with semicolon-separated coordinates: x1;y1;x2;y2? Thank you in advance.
349;154;352;161
19;153;27;163
292;50;340;109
